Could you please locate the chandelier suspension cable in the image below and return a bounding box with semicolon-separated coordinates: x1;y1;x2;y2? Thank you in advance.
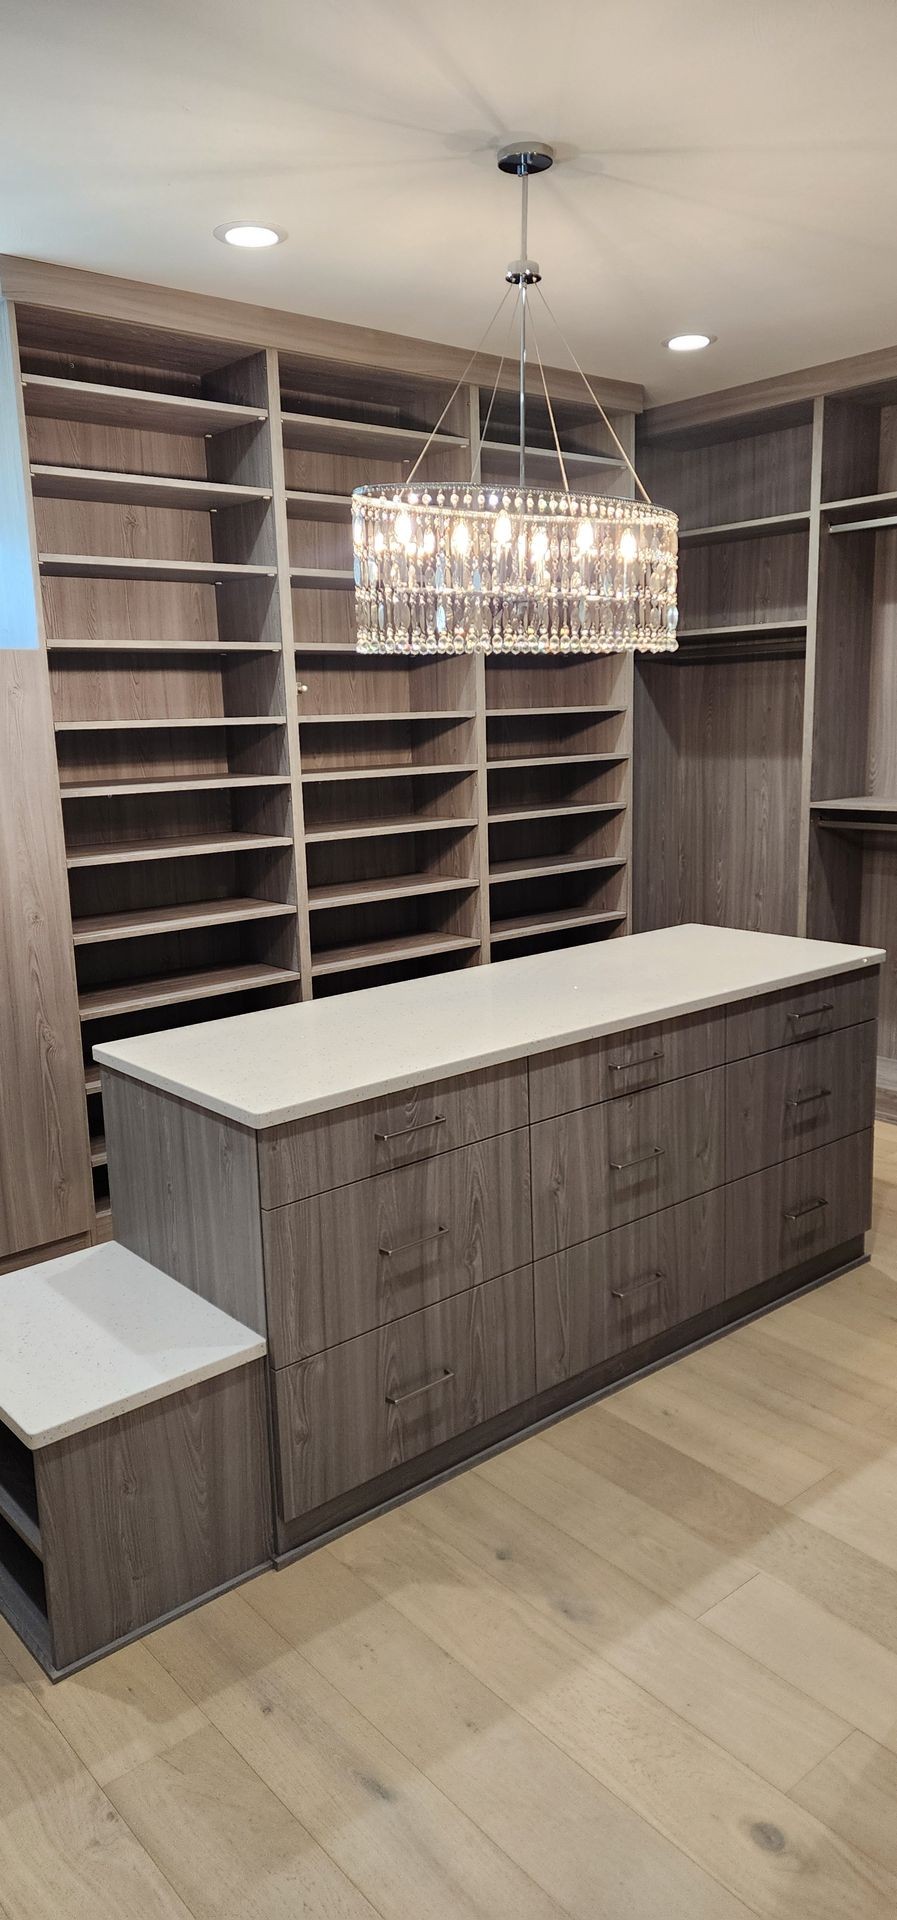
473;297;519;483
404;283;514;487
527;307;571;495
534;284;653;505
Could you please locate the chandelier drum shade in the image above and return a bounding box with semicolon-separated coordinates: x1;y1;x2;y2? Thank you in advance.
353;144;678;658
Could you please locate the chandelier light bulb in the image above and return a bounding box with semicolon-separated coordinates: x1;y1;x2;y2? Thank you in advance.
494;510;513;546
451;521;471;556
394;511;414;546
576;519;595;553
619;529;638;562
531;527;549;562
422;529;436;555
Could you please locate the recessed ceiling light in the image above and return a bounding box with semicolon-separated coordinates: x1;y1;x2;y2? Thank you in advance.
665;332;715;352
214;223;286;248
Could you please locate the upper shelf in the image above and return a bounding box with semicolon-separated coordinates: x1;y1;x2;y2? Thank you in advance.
281;411;468;458
675;619;807;645
285;490;352;521
812;797;897;833
290;566;354;591
22;374;266;436
678;511;811;545
54;715;285;732
38;554;276;583
31;465;272;512
479;440;623;481
46;638;281;655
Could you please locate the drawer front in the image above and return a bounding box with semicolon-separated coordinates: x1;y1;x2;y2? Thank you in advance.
534;1189;726;1389
529;1008;727;1123
726;1021;877;1182
272;1265;536;1517
726;968;879;1062
531;1066;725;1258
263;1129;532;1365
259;1061;529;1207
725;1129;873;1298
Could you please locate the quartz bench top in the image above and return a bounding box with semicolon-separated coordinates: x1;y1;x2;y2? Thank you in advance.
0;1243;266;1448
93;923;884;1130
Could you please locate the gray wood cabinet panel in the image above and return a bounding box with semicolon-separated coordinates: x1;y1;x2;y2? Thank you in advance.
726;969;879;1061
726;1020;876;1180
528;1007;727;1123
534;1189;726;1389
531;1066;725;1259
272;1266;535;1517
725;1129;873;1298
262;1128;532;1364
259;1061;529;1207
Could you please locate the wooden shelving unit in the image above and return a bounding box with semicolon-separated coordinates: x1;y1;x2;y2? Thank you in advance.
19;319;304;1231
4;278;639;1242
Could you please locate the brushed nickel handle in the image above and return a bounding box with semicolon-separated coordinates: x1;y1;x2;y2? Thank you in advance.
611;1268;665;1300
783;1196;828;1221
789;1003;834;1024
379;1225;450;1258
609;1146;666;1171
386;1367;455;1407
374;1115;447;1142
785;1087;832;1107
608;1050;664;1073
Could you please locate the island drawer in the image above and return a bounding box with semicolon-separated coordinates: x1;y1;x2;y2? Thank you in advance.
271;1265;536;1517
531;1066;725;1258
529;1007;727;1122
725;969;879;1062
534;1188;726;1388
726;1020;877;1181
258;1060;529;1207
725;1129;873;1298
262;1128;532;1365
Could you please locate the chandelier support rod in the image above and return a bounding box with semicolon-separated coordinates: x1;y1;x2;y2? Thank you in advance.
518;163;529;486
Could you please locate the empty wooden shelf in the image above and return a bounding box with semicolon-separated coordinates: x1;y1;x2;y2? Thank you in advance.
490;852;626;883
310;931;480;976
30;466;273;510
290;565;354;589
478;438;622;478
78;963;300;1020
66;831;294;868
285;489;352;520
47;638;282;654
55;714;286;732
302;762;477;784
491;905;626;943
60;773;291;799
39;554;277;583
308;875;476;911
489;800;626;824
486;751;628;770
678;511;811;544
22;373;267;434
305;814;478;844
280;410;468;456
299;710;477;725
72;899;296;945
676;619;808;642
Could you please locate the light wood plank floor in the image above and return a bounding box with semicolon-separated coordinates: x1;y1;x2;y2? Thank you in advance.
4;1130;897;1918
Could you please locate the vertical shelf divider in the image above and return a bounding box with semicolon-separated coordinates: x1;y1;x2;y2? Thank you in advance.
261;347;313;996
466;380;492;965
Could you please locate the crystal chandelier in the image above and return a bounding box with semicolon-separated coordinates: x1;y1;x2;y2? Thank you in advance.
352;144;678;657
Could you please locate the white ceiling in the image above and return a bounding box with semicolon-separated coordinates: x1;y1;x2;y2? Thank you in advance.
4;0;897;404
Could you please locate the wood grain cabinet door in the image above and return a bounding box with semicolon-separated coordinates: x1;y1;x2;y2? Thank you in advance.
262;1128;532;1364
529;1008;726;1122
271;1266;536;1517
726;969;879;1062
726;1020;876;1181
725;1129;873;1298
258;1062;529;1206
531;1066;725;1257
534;1190;726;1388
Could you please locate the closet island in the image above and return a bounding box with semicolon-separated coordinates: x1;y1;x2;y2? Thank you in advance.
92;922;882;1562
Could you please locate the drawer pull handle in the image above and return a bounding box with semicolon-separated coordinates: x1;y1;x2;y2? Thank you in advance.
609;1146;666;1171
785;1087;832;1108
386;1367;455;1407
611;1268;665;1300
608;1050;665;1073
789;1004;834;1024
379;1225;451;1258
783;1196;828;1221
374;1115;447;1142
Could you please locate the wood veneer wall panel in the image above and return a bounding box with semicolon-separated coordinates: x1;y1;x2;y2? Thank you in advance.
633;655;804;935
640;422;813;527
0;302;92;1259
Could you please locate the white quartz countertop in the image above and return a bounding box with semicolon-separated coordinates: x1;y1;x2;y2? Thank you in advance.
93;924;885;1130
0;1243;266;1448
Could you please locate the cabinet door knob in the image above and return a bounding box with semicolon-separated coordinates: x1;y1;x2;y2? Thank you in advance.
379;1225;451;1258
783;1196;828;1221
610;1268;666;1300
374;1115;447;1142
609;1146;666;1171
785;1087;832;1108
386;1367;455;1407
